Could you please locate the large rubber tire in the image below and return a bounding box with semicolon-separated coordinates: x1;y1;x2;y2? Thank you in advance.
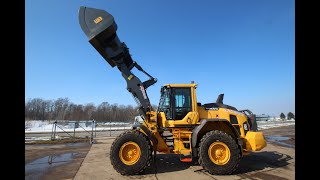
198;130;240;175
110;130;152;175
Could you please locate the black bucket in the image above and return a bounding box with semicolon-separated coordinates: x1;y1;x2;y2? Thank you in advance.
79;6;133;68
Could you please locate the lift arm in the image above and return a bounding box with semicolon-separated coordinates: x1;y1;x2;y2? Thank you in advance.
78;6;157;118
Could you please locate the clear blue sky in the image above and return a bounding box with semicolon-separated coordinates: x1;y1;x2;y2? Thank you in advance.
26;0;294;117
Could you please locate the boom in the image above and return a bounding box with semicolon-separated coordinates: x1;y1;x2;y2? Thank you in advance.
78;6;157;118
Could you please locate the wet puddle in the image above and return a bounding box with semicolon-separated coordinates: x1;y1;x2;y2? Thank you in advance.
65;142;90;147
25;152;78;180
266;135;294;148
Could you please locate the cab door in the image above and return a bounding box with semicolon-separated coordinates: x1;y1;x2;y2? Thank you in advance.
169;88;198;126
158;87;199;127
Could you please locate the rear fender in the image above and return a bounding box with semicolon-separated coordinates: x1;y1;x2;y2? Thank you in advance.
192;119;243;157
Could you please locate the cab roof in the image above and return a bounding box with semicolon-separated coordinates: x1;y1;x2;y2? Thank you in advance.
162;84;197;88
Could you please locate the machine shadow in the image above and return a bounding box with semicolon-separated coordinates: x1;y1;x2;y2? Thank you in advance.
234;151;293;174
141;151;292;175
142;154;198;175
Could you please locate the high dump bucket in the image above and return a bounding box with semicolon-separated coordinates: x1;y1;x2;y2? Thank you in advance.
78;6;119;67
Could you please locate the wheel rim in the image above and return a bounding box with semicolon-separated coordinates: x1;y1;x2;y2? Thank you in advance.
208;142;231;165
119;141;141;165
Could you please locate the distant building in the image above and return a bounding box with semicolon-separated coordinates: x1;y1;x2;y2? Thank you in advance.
255;114;271;121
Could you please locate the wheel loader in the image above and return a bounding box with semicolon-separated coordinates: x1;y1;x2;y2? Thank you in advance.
78;6;267;175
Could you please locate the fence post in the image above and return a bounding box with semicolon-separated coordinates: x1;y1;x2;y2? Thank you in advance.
110;120;112;136
94;120;96;137
52;121;57;140
51;121;54;140
73;121;76;138
91;120;94;143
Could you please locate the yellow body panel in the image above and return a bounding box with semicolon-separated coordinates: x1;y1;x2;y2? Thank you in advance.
139;111;170;153
198;107;248;138
158;112;199;127
163;84;197;88
243;131;267;151
154;131;171;153
172;128;192;155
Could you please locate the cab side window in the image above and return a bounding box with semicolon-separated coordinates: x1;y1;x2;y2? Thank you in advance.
158;88;172;119
174;88;191;120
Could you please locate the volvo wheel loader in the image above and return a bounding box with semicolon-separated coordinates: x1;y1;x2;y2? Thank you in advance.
78;6;267;175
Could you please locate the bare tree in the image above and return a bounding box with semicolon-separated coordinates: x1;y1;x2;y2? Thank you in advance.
25;98;43;120
84;103;96;120
65;103;76;120
53;98;69;120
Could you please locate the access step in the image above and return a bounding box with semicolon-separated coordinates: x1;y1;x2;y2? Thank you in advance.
180;157;192;163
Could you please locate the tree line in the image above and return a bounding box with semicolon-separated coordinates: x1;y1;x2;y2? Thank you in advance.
25;97;151;122
26;97;294;122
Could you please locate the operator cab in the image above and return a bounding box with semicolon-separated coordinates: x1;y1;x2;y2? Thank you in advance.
157;84;199;127
158;86;192;120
